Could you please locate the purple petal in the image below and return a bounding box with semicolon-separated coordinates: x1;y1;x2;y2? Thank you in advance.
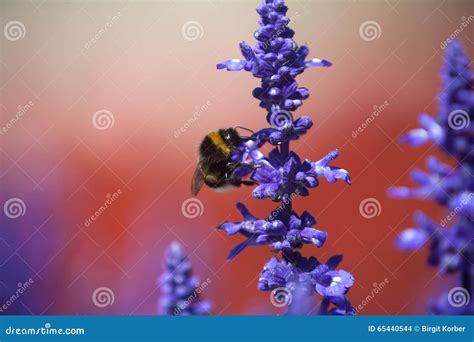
396;228;429;250
400;128;430;146
301;227;327;247
300;211;316;227
166;241;185;261
326;255;343;270
236;202;256;221
305;58;332;67
426;155;452;175
219;222;243;235
250;149;264;160
269;131;284;144
314;164;351;184
316;270;354;297
400;113;443;146
252;183;280;199
314;149;339;167
449;192;474;217
252;160;280;183
254;219;286;235
272;240;291;250
310;264;329;281
419;113;443;141
294;116;313;129
388;186;412;199
411;168;431;186
193;301;212;315
282;155;300;175
255;234;274;245
239;41;254;60
217;59;247;71
227;238;257;260
258;257;298;290
288;214;301;231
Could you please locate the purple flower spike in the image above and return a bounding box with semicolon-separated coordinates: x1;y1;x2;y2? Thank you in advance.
217;0;331;114
216;0;354;315
158;242;211;315
389;39;474;315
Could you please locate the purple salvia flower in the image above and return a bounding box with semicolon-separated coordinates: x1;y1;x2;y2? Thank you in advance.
389;39;474;315
217;0;354;315
158;242;211;315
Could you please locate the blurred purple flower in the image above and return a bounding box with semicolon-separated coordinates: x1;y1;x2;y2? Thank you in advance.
429;290;474;315
158;242;211;315
389;39;474;315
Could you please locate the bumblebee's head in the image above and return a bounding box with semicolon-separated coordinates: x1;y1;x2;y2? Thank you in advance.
218;128;241;147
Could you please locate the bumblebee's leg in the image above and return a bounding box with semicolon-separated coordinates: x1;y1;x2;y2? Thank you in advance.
228;179;257;187
227;161;261;169
241;180;256;186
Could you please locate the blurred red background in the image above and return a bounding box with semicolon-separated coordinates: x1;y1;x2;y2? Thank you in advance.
0;0;473;315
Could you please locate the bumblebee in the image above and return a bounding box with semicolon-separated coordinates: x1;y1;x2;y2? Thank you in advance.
191;128;255;195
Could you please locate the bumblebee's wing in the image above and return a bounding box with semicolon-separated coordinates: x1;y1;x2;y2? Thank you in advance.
191;165;205;196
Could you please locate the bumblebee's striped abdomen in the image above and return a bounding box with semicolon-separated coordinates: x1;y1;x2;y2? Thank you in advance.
198;133;229;165
207;131;231;155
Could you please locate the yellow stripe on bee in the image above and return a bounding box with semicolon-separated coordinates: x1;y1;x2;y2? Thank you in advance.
208;131;231;155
